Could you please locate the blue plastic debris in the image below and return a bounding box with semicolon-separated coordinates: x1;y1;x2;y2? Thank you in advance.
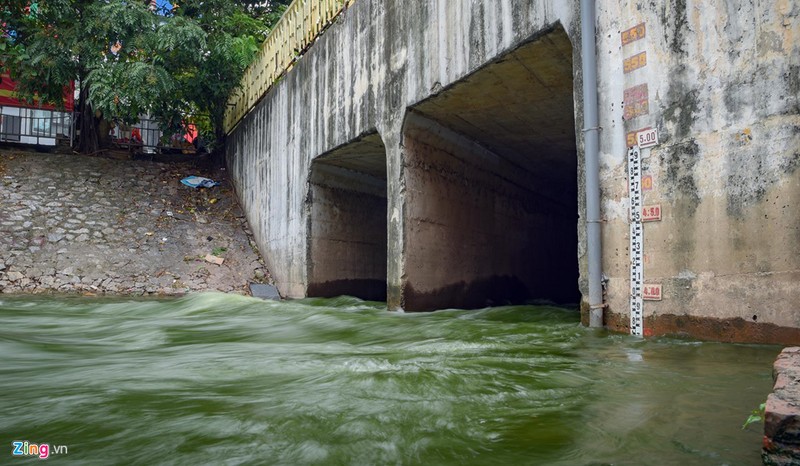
180;176;219;189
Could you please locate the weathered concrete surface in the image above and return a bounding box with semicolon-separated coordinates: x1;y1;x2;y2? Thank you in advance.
227;1;585;308
0;150;269;295
764;347;800;465
596;1;800;340
227;0;800;341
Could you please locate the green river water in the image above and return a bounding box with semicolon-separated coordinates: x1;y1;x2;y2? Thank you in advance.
0;293;777;465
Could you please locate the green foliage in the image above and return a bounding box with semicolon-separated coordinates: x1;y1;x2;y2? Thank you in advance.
742;402;766;430
88;62;175;125
2;0;290;151
212;247;227;257
239;0;293;28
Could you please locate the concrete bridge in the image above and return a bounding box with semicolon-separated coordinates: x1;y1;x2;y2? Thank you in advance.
225;0;800;343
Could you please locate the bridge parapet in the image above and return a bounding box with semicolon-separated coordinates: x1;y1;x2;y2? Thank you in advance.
223;0;356;133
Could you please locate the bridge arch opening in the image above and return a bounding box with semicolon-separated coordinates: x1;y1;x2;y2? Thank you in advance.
401;26;580;311
307;132;388;301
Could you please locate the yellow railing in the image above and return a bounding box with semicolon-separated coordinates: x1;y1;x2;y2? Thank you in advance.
224;0;357;133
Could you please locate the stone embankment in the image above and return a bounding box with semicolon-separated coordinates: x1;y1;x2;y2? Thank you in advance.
0;150;271;296
763;347;800;465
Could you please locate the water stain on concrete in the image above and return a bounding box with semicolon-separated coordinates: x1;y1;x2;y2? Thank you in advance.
402;276;531;312
307;279;387;302
660;139;700;215
604;310;800;345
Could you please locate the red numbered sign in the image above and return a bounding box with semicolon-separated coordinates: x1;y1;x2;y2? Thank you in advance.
643;284;662;301
642;204;662;222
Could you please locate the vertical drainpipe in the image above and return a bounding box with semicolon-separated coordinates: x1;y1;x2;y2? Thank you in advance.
581;0;604;327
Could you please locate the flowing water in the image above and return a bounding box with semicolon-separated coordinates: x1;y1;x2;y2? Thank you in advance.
0;293;777;465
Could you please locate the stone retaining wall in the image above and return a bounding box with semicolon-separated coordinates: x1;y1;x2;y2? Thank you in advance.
0;151;269;296
764;347;800;465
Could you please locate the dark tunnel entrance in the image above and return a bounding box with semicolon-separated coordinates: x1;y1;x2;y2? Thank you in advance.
401;26;580;311
307;132;388;301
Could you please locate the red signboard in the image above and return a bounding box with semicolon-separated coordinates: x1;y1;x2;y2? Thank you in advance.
0;72;74;111
643;284;662;301
642;204;662;222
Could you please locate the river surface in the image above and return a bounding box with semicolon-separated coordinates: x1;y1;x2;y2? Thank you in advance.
0;293;776;465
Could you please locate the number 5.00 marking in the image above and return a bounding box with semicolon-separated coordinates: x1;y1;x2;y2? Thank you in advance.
636;128;659;149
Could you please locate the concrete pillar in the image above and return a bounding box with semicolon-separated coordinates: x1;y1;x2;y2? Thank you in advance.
384;120;408;311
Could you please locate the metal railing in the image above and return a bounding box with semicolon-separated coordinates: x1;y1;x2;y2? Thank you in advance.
223;0;357;133
111;117;198;155
0;108;74;147
0;108;200;154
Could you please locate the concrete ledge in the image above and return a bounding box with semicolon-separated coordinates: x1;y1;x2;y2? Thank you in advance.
763;347;800;465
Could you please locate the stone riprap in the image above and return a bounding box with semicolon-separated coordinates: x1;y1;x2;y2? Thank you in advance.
764;347;800;465
0;150;270;296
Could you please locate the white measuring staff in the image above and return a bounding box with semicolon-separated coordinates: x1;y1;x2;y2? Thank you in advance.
627;146;644;336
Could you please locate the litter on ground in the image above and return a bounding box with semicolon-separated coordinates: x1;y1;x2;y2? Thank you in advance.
181;176;220;189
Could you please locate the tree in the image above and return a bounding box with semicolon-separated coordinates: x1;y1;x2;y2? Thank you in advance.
168;0;268;155
164;0;292;155
87;3;206;146
3;0;111;153
1;0;290;156
238;0;292;27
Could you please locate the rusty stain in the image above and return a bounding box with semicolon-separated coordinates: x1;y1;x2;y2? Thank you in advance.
736;128;753;145
601;311;800;346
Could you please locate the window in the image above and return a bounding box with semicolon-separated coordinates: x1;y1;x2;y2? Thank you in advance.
30;109;52;136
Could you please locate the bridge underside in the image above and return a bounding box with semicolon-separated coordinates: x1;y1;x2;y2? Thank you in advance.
398;29;579;311
308;133;388;302
301;28;580;310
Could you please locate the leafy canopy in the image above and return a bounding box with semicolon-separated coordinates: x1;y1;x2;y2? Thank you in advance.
1;0;291;146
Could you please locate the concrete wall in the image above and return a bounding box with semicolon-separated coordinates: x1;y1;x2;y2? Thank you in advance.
227;0;800;343
594;1;800;342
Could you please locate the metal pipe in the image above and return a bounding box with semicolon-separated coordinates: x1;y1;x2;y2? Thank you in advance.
581;0;604;327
